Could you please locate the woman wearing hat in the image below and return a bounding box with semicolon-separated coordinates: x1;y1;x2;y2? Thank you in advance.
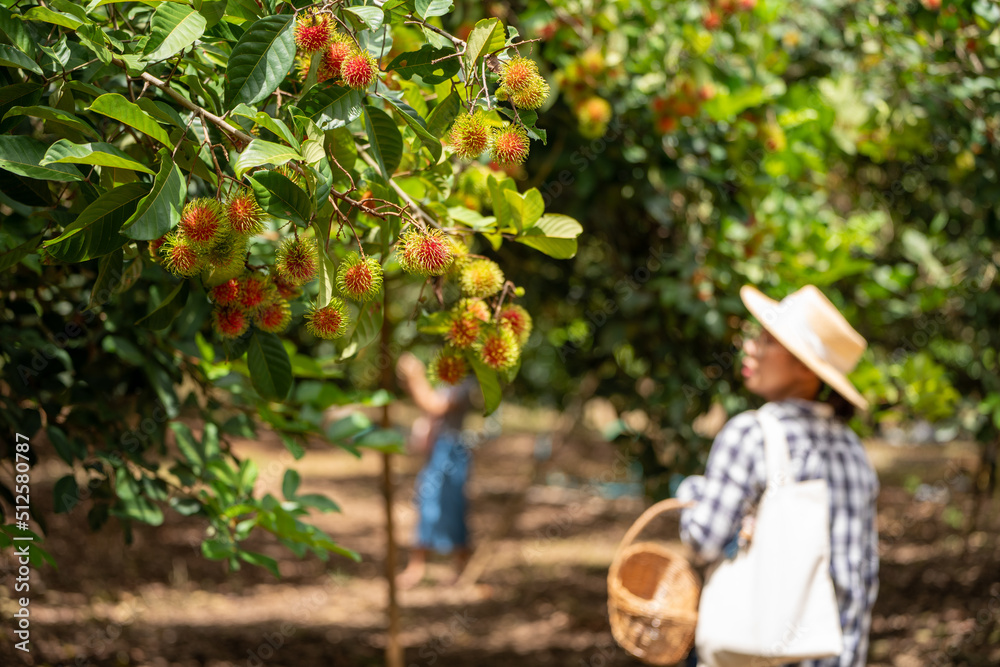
677;285;880;666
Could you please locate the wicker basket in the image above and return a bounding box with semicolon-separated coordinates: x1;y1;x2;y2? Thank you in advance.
608;499;700;665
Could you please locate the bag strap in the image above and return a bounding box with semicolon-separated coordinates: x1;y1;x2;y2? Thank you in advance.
758;406;791;488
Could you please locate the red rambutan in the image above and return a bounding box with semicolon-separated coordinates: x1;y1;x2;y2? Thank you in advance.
445;314;481;349
225;187;264;236
490;125;530;166
294;12;333;54
500;57;539;94
179;198;227;248
429;349;469;385
162;235;202;277
499;304;533;346
396;229;454;276
210;278;240;306
212;306;249;339
475;326;520;371
340;49;379;90
254;299;292;334
276;236;318;285
305;298;350;339
337;251;383;302
448;111;491;160
236;273;274;311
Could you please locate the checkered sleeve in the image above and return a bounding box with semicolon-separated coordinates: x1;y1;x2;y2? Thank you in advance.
679;411;766;563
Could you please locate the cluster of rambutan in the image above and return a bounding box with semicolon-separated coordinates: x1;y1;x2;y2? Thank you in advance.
556;49;621;139
651;76;716;135
293;11;379;90
497;57;550;111
447;113;531;167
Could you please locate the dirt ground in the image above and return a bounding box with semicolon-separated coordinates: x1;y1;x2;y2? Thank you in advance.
1;404;998;667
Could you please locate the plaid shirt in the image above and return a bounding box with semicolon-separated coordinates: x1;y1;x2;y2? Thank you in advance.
677;399;880;667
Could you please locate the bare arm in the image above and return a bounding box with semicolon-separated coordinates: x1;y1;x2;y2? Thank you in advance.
396;353;452;417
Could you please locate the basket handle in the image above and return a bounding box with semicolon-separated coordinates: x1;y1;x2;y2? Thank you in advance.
615;498;694;556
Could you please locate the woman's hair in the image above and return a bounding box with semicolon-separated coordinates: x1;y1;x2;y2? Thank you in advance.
816;382;855;421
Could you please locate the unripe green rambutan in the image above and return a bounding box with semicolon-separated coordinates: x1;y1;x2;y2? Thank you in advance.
254;298;292;334
456;298;492;323
490;125;530;166
444;314;481;349
429;349;469;385
396;229;454;276
499;304;533;346
210;278;241;306
459;258;505;298
340;49;379;90
294;11;333;54
179;198;227;249
448;111;491;160
212;305;249;339
500;57;540;94
276;236;318;285
509;78;550;110
236;273;275;312
225;187;265;236
337;251;383;301
475;326;520;371
162;235;202;276
306;298;350;339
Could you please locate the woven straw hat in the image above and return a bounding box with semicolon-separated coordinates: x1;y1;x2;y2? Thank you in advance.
740;285;869;412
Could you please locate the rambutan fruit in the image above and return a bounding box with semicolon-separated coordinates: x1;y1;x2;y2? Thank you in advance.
162;235;202;277
320;36;352;82
149;235;168;263
271;273;303;301
253;298;292;334
444;313;481;349
275;236;318;285
490;125;530;166
337;251;383;302
340;49;379;90
396;229;454;276
498;304;533;346
456;298;492;323
212;305;249;339
509;78;550;110
210;278;240;306
294;11;333;54
459;258;505;298
236;273;275;311
475;326;520;371
179;198;227;249
500;57;539;94
305;298;350;339
448;111;491;160
225;187;264;236
429;349;469;385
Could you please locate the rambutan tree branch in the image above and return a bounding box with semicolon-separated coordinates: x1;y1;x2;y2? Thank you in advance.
357;147;436;229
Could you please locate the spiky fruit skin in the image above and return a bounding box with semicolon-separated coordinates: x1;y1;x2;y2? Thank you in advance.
254;299;292;334
236;273;274;312
271;273;303;301
320;36;352;81
337;252;383;302
162;235;202;277
396;229;454;276
149;236;167;263
212;306;249;339
459;259;505;298
490;125;530;167
509;78;550;110
306;299;350;339
448;111;491;160
457;298;492;323
294;12;333;54
210;279;241;306
429;349;469;385
340;49;379;90
475;327;520;371
225;188;264;236
499;304;533;346
180;198;227;249
500;57;539;94
445;314;481;349
276;237;318;285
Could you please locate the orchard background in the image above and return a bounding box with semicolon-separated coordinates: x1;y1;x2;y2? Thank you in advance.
1;0;999;665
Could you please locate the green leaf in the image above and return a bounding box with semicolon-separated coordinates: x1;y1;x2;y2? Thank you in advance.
170;422;204;471
41;140;155;174
87;94;174;148
145;2;207;62
249;170;313;227
0;44;43;76
298;84;364;128
22;6;85;30
238;550;280;577
88;248;124;309
468;353;502;415
343;6;384;31
464;18;503;73
363;105;402;180
487;175;516;230
224;14;295;109
76;24;112;65
53;475;79;513
0;8;37;59
43;182;148;261
315;243;337;305
514;213;583;259
325;411;372;441
231;104;300;149
0;233;44;272
3;105;100;140
282;469;300;500
0;135;82;181
383;0;416;25
233;138;303;177
247;329;293;400
202;537;235;560
120;150;185;240
426;90;461;138
502;187;544;232
355;428;405;453
135;280;189;330
416;0;453;19
296;493;341;512
384;95;442;163
387;45;461;85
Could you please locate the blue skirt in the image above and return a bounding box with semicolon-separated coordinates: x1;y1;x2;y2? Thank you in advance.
413;431;469;553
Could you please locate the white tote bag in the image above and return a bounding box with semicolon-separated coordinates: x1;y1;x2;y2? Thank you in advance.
695;408;843;667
